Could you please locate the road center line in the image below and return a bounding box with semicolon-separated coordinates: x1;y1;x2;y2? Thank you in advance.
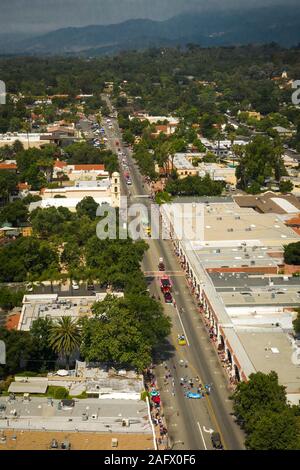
175;306;190;346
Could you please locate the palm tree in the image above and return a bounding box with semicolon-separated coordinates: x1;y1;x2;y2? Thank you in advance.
49;316;81;369
22;121;31;149
229;132;236;167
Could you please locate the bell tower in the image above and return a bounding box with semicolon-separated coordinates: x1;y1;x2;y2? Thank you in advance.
111;172;120;207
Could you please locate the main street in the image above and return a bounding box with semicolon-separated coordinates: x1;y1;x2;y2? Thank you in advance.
101;95;245;450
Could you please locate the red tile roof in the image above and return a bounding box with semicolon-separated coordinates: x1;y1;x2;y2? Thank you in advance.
5;313;20;330
286;216;300;226
73;164;105;171
53;160;68;169
0;163;17;170
155;125;168;133
17;182;31;190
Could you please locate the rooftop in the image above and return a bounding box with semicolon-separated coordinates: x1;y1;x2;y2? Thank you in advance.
19;293;123;331
0;397;152;435
234;192;300;215
0;430;154;450
236;330;300;395
172;154;196;170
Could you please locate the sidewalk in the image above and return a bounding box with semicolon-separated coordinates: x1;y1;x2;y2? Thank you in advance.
144;367;170;450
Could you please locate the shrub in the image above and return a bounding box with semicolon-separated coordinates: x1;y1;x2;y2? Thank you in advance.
47;386;69;399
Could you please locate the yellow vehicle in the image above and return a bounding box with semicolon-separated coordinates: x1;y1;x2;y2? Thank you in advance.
178;335;187;346
145;225;151;237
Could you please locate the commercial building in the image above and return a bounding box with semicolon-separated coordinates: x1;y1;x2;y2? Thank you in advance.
161;200;300;403
28;172;121;211
0;363;154;449
169;154;199;178
53;161;109;181
18;292;124;332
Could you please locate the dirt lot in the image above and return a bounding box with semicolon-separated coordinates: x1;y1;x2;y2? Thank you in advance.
0;430;154;450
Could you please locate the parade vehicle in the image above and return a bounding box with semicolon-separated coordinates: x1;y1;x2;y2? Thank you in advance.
211;432;223;450
186;391;202;399
178;335;187;346
158;257;165;271
160;275;172;293
164;291;173;303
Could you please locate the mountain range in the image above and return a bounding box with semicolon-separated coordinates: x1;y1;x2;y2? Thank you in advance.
1;5;300;56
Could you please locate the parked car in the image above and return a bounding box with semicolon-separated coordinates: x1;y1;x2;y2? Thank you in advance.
211;432;223;450
72;281;79;290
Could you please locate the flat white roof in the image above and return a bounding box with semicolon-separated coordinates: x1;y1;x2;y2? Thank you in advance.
271;197;299;214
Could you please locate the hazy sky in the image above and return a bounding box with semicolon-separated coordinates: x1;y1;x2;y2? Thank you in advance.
0;0;297;34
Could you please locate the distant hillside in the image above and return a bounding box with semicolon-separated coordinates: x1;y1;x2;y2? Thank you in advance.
1;6;300;56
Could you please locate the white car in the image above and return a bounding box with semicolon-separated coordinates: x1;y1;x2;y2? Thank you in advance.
72;281;80;290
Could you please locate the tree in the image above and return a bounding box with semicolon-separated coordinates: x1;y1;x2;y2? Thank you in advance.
0;328;33;377
246;409;300;450
123;129;135;144
80;294;170;371
0;171;18;204
0;200;29;227
30;317;57;370
235;136;285;191
30;206;74;239
0;287;24;311
284;242;300;265
165;174;224;197
0;237;59;282
49;316;81;369
279;180;294;194
76;197;98;220
293;308;300;335
231;371;287;433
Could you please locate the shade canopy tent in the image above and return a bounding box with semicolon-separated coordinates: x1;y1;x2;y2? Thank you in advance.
56;370;69;377
8;382;48;394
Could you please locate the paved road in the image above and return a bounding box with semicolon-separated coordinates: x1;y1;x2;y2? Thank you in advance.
101;95;245;450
